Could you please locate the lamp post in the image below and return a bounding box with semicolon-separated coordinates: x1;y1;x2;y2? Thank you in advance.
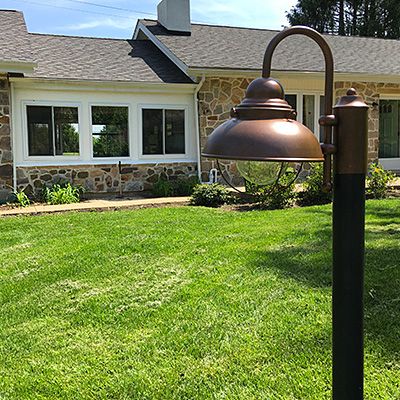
202;26;368;400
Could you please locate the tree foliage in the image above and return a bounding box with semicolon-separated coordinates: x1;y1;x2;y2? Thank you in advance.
286;0;400;38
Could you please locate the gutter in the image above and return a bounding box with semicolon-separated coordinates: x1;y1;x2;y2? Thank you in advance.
193;75;205;182
8;75;17;192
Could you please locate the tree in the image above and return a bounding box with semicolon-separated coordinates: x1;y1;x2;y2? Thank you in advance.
286;0;400;39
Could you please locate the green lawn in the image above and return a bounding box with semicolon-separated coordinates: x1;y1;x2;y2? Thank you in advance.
0;200;399;399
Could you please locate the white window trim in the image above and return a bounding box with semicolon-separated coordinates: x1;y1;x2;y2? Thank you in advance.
285;91;324;140
22;100;83;162
378;98;400;169
89;102;131;161
138;104;190;160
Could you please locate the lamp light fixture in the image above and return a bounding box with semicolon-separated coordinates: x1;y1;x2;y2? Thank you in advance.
202;26;368;400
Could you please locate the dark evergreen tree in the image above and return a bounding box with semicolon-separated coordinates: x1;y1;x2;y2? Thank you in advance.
286;0;400;38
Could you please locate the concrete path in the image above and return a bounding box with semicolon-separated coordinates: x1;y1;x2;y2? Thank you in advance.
0;196;190;217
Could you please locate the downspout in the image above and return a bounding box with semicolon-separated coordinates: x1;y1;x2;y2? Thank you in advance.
194;74;205;182
7;75;17;192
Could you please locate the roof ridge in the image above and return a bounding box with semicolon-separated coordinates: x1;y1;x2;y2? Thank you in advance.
140;18;281;33
0;9;23;13
140;18;400;43
29;32;128;41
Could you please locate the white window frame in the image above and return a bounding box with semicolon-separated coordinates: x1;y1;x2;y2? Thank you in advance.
285;92;324;140
22;100;83;162
378;95;400;170
138;104;189;160
89;102;131;161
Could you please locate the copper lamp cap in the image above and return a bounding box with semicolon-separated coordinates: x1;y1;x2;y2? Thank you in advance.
202;77;324;162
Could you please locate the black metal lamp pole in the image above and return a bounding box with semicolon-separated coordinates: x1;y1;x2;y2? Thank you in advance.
262;28;369;399
332;90;368;399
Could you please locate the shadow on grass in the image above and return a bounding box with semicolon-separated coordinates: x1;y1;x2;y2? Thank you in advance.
249;204;400;360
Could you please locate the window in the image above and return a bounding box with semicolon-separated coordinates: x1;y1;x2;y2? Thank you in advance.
379;100;400;158
303;95;315;131
285;93;324;139
27;105;79;156
142;109;185;155
285;94;297;116
91;106;129;158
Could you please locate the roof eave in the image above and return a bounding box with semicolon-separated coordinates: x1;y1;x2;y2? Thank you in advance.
187;67;400;83
10;76;198;92
0;60;37;74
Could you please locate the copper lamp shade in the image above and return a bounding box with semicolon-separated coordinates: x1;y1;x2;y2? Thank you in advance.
202;77;324;162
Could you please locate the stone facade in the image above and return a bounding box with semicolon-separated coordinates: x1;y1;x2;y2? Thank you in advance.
0;75;12;199
198;76;398;184
3;77;400;198
198;77;255;184
16;162;197;197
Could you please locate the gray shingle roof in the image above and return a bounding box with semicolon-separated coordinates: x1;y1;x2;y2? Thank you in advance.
141;19;400;76
26;33;193;83
0;10;35;64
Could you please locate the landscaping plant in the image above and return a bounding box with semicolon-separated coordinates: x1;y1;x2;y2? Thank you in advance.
12;190;30;208
42;181;83;205
244;168;297;210
366;162;396;199
152;175;199;197
297;163;332;206
190;183;232;207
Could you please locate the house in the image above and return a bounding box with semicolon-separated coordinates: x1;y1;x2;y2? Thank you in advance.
0;0;400;199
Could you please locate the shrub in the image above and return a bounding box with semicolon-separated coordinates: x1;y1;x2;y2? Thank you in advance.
190;183;232;207
42;181;83;205
297;163;332;206
366;162;396;199
152;176;174;197
255;168;297;210
12;190;30;208
152;176;200;197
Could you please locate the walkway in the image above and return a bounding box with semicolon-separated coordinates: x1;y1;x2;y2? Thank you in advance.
0;196;190;217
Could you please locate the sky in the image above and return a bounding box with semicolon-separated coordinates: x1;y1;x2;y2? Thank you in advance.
0;0;297;38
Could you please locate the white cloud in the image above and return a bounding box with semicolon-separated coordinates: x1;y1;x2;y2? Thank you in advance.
63;16;137;31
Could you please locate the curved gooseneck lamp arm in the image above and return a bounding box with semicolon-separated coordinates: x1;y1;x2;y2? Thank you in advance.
262;26;335;191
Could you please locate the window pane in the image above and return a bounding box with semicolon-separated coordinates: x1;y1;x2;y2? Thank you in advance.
165;110;185;154
320;95;325;116
379;100;400;158
92;106;129;158
142;109;163;155
54;107;79;156
303;95;315;131
285;94;297;119
27;106;53;156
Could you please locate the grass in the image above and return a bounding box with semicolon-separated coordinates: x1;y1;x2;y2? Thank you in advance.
0;200;399;399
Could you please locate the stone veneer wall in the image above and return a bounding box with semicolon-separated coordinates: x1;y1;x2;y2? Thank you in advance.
0;75;12;199
198;77;397;183
16;163;197;196
198;77;255;185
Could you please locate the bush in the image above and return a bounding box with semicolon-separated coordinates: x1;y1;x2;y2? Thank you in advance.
366;162;396;199
297;163;332;206
42;181;83;205
254;168;297;210
190;183;232;207
152;176;174;197
12;190;30;208
152;176;200;197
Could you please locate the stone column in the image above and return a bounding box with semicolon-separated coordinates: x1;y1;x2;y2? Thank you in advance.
0;75;12;200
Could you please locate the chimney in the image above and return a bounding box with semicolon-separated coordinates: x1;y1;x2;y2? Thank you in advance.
157;0;191;34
